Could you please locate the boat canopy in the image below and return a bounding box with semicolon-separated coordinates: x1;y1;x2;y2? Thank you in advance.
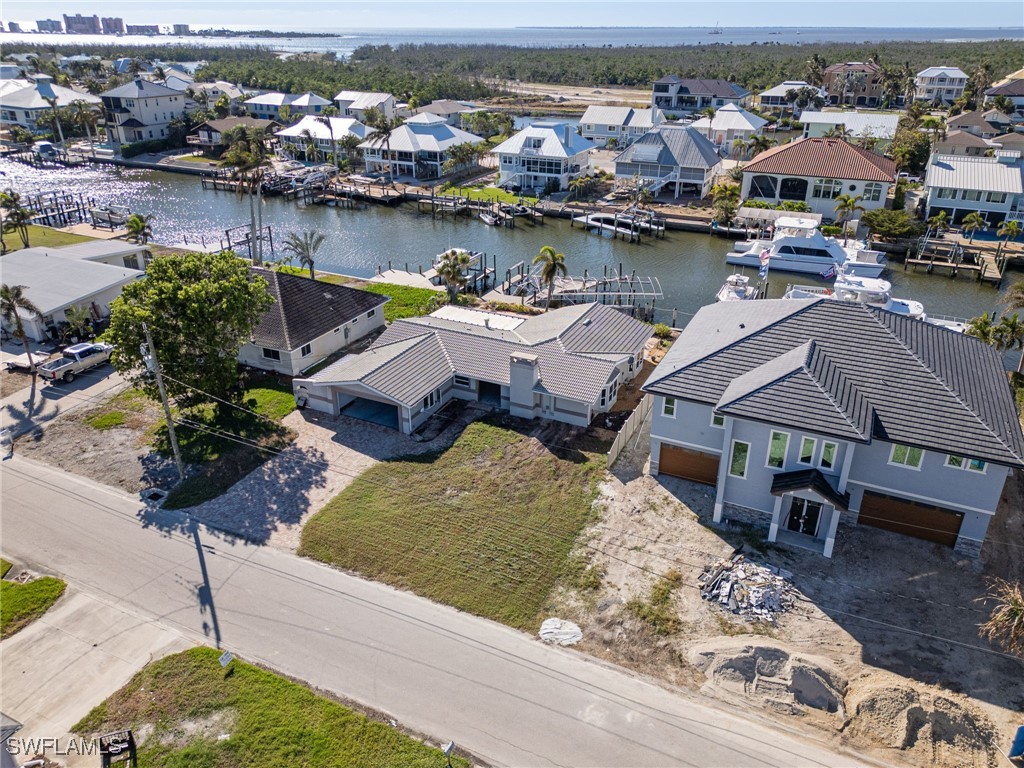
735;208;823;225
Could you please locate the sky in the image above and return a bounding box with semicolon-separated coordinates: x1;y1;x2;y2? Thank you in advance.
3;0;1023;31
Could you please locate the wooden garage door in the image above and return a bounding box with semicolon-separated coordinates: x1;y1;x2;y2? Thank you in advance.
859;491;963;547
659;444;720;485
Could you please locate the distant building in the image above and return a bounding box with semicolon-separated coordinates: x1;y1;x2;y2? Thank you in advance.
755;81;826;116
333;90;396;122
947;109;1015;140
579;105;663;147
914;67;968;104
36;19;63;32
651;76;750;116
172;24;190;35
8;22;23;33
244;91;332;121
985;78;1024;115
101;17;124;35
822;62;883;107
100;78;186;149
125;24;160;35
63;13;102;34
0;75;102;134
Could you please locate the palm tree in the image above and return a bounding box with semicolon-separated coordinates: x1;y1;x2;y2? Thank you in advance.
978;578;1024;657
0;284;42;369
0;191;34;248
363;108;402;183
125;213;152;244
822;125;851;140
1000;281;1024;313
804;54;827;87
996;313;1024;372
746;134;774;158
282;230;325;280
833;194;865;245
919;115;946;148
63;304;92;342
435;248;471;303
997;220;1022;258
70;99;99;156
222;129;269;264
961;212;986;243
928;210;949;236
730;137;746;160
532;245;567;311
711;182;741;226
966;312;997;345
42;95;66;149
313;116;339;171
299;128;320;163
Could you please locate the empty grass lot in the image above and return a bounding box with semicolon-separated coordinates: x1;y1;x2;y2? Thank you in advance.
0;558;67;639
438;182;537;206
74;647;469;768
300;418;607;629
3;225;96;252
357;283;442;322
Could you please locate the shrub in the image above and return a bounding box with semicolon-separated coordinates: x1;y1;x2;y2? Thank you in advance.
120;139;169;158
627;570;683;635
820;225;844;236
653;323;673;339
85;411;126;430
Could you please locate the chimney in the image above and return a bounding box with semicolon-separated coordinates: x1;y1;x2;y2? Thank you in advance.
563;124;572;147
509;352;541;418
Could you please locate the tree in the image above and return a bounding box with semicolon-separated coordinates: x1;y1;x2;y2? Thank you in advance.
961;211;986;243
966;312;997;345
277;105;292;125
532;245;567;311
299;128;320;163
746;133;775;158
919;115;946;148
833;194;865;245
0;191;34;248
43;95;66;147
0;284;42;369
730;137;746;160
1000;282;1024;313
125;213;153;244
222;129;269;264
804;53;827;86
992;95;1015;115
63;304;93;341
282;230;325;280
363;108;403;183
995;313;1024;373
435;248;471;303
106;251;274;408
997;219;1022;257
860;208;923;241
71;99;99;155
928;210;949;235
313;116;339;170
978;578;1024;658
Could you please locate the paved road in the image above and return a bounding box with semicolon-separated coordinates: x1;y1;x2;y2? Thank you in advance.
1;457;882;768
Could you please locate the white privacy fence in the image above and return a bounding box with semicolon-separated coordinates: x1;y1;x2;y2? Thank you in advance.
607;393;652;469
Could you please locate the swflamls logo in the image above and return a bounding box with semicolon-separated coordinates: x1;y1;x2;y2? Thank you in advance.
5;736;102;756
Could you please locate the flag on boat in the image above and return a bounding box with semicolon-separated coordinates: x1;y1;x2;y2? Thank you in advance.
759;248;771;266
819;264;837;280
758;264;768;279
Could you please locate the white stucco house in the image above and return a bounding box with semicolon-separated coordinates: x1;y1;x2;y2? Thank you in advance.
275;115;374;159
0;75;101;135
690;104;768;153
359;114;483;180
579;106;663;147
924;150;1024;227
914;67;968;104
333;90;396;122
491;122;594;192
100;78;187;149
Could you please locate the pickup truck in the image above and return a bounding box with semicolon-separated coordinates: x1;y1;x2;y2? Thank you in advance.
38;342;114;383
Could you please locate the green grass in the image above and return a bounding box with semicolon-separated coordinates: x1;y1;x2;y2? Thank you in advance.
1;573;67;639
300;418;606;630
438;182;537;206
275;264;357;286
4;225;97;252
73;647;469;768
627;570;683;635
85;411;127;430
357;283;443;322
1;559;11;578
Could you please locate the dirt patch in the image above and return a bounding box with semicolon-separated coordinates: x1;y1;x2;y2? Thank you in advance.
1;367;36;398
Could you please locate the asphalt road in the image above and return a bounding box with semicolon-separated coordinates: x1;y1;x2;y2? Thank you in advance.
0;457;882;768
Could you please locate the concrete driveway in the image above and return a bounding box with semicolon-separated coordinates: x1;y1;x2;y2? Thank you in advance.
0;366;126;440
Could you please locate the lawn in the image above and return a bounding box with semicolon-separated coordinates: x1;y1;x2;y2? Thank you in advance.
73;647;469;768
356;282;442;322
438;182;537;206
275;264;357;285
300;418;607;630
4;225;97;252
0;560;67;639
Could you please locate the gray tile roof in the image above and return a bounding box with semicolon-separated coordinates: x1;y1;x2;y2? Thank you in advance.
770;468;850;510
250;268;389;351
645;300;1024;467
100;78;180;99
614;126;721;170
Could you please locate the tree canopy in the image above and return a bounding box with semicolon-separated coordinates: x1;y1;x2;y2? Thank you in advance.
106;251;273;407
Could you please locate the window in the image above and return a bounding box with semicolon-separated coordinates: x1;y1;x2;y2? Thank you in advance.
986;192;1007;204
352;317;358;324
300;343;312;357
947;455;986;473
749;175;777;198
662;397;676;418
261;348;281;361
454;375;470;387
333;326;341;333
711;413;725;428
778;177;808;201
767;431;789;468
960;189;982;202
945;454;965;469
862;182;883;202
366;309;375;318
967;459;987;473
820;442;837;470
812;178;843;199
798;437;816;465
889;443;924;469
936;187;957;200
729;441;750;478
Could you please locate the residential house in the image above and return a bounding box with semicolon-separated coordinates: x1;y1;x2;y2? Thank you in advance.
276;115;374;160
612;125;721;198
741;137;895;218
0;250;144;343
985;78;1024;115
946;109;1014;140
0;65;24;81
914;67;969;104
239;268;389;377
924;150;1024;226
189;116;281;154
933;129;993;157
822;62;883;107
491;122;593;192
412;99;476;126
294;303;652;434
333;90;396;122
58;54;101;71
0;75;101;134
755;81;826;116
359;113;483;180
644;299;1024;558
190;81;246;109
100;78;186;149
690;104;767;153
244;91;332;122
993;132;1024;151
651;76;750;116
14;241;152;271
579;105;663;147
798;110;899;152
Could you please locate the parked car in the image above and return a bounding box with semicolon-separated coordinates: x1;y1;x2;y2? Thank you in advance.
897;172;922;184
32;141;58;161
37;342;114;383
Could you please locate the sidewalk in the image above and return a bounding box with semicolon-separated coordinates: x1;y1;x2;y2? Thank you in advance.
0;368;125;439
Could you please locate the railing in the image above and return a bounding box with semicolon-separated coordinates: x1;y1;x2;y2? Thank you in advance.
607;393;652;469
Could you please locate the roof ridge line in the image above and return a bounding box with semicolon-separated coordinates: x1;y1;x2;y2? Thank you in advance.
803;352;870;439
264;270;293;351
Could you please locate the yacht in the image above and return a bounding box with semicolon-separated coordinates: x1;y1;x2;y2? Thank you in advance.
432;247;482;269
784;269;924;319
715;274;759;302
726;217;886;278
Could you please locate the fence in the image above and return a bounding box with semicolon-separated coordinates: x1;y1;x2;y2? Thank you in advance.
607;393;652;469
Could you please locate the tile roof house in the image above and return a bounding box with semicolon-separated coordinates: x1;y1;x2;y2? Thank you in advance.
741;137;896;217
933;129;993;157
491;122;594;192
240;268;390;377
984;78;1024;113
359;113;484;180
613;125;722;198
580;105;664;147
924;151;1024;226
651;76;750;116
946;109;1015;140
412;99;476;125
690;104;768;152
0;75;100;133
644;299;1024;558
294;303;652;434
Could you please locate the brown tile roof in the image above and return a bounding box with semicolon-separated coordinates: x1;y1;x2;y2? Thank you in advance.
742;137;896;182
824;61;882;75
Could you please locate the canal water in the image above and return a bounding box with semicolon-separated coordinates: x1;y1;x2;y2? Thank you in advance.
3;159;1019;326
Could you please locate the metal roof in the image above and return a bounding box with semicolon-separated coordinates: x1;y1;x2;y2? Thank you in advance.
691;104;768;133
100;78;180;99
925;153;1023;194
1;81;100;109
276;115;372;141
490;123;594;159
333;90;393;110
15;240;149;262
743;137;895;182
917;66;968;79
645;300;1024;468
796;111;899;140
657;77;749;99
1;251;143;317
758;81;822;98
359;116;482;154
613;125;721;170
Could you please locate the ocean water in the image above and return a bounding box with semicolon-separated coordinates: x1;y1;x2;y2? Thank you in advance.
1;27;1019;57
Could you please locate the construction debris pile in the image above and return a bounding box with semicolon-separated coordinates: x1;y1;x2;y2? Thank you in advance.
699;554;795;623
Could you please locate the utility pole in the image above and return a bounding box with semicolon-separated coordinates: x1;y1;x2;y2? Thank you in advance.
141;322;185;482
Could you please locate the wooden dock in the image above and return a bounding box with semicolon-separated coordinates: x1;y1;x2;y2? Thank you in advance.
906;233;1008;286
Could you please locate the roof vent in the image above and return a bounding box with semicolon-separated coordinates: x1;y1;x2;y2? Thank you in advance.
582;319;592;326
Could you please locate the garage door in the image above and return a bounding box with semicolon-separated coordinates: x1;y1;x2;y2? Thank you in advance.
659;444;720;485
859;491;963;547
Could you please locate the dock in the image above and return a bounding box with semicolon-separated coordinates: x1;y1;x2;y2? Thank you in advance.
22;190;101;228
570;208;666;242
905;231;1008;286
372;251;498;295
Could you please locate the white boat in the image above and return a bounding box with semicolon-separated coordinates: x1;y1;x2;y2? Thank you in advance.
726;217;886;278
432;247;482;269
785;269;924;319
715;274;759;302
479;212;499;226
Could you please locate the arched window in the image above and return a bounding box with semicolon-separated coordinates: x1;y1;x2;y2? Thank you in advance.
749;175;777;198
779;178;808;201
862;182;884;202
